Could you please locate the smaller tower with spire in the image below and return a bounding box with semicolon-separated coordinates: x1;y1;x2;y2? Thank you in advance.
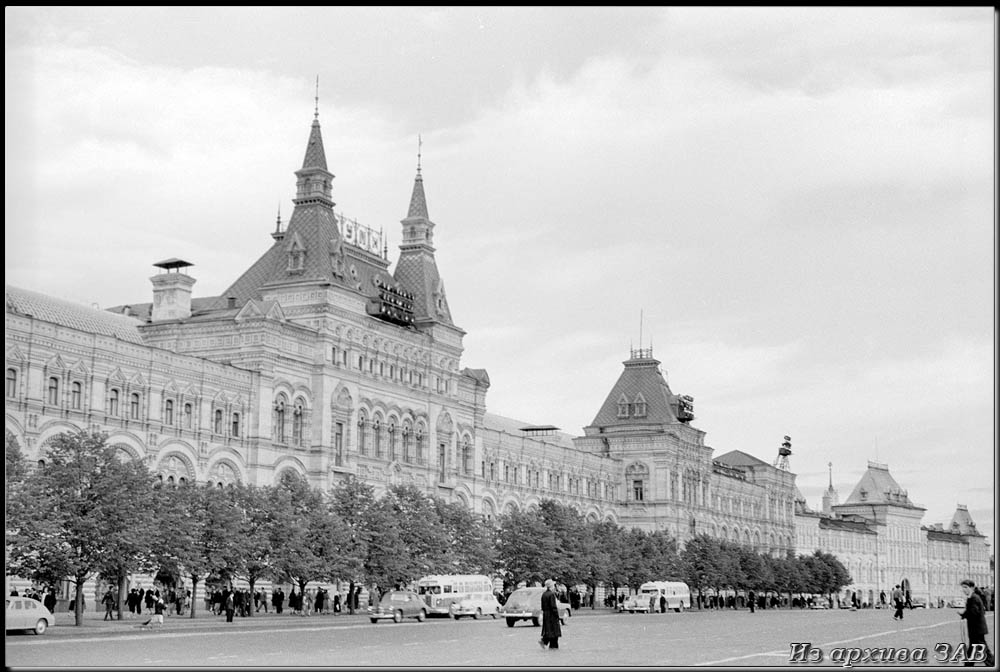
822;461;839;514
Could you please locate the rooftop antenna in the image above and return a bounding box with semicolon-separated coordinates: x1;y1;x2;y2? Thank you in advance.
639;309;643;350
314;75;320;120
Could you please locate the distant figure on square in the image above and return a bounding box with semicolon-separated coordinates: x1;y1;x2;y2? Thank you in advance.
538;579;562;650
748;589;756;613
891;585;904;621
958;579;994;667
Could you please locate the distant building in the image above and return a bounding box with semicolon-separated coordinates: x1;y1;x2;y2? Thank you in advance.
794;462;991;607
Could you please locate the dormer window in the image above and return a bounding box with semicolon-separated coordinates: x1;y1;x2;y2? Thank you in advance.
859;488;868;501
617;393;630;418
288;250;304;273
633;393;647;418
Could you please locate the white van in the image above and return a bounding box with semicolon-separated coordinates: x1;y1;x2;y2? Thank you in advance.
623;581;690;613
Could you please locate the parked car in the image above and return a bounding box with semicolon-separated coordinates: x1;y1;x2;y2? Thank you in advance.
368;590;427;623
5;596;54;635
910;596;927;609
499;587;570;628
450;592;501;620
948;597;966;609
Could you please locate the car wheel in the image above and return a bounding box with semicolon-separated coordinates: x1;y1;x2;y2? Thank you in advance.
34;619;48;635
473;608;482;620
506;617;516;628
676;602;685;613
393;610;403;623
370;618;379;624
531;617;540;627
491;609;498;619
453;613;460;620
417;610;426;622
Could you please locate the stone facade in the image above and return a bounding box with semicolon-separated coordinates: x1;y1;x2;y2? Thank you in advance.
5;111;990;606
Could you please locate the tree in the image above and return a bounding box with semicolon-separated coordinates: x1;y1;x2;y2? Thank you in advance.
6;429;155;625
269;472;350;597
156;482;243;618
434;498;496;574
495;508;559;588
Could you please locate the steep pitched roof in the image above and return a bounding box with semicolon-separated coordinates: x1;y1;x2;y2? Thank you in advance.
587;350;679;428
714;450;771;469
6;285;144;344
948;505;982;536
843;462;922;509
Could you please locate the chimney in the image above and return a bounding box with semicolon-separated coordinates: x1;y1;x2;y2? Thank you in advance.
150;258;196;321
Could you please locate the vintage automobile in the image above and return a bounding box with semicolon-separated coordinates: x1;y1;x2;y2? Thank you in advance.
368;589;428;623
499;586;570;628
5;596;54;635
450;592;501;620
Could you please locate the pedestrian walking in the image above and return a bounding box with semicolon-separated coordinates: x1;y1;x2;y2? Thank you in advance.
891;585;904;621
538;579;562;650
748;590;756;613
958;579;994;667
101;587;116;621
225;590;235;623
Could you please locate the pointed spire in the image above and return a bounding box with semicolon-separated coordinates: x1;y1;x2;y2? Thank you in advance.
828;462;833;489
301;77;328;171
275;203;282;233
407;135;428;219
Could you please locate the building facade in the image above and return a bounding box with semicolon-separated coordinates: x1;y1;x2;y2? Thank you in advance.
5;110;991;605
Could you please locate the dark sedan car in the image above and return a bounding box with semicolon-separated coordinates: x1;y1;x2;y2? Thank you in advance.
368;590;428;623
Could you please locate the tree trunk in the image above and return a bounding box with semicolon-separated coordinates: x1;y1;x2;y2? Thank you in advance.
189;576;200;618
117;573;128;621
74;575;86;626
248;579;255;618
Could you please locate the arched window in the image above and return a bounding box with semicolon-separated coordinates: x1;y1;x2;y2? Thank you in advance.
5;368;16;398
373;418;382;458
402;423;411;462
387;421;396;461
183;403;193;429
130;393;140;420
214;409;223;434
164;399;174;425
47;377;60;405
292;402;304;446
415;427;424;462
109;388;120;416
231;413;240;438
462;438;472;475
274;398;286;443
357;411;368;455
71;381;82;410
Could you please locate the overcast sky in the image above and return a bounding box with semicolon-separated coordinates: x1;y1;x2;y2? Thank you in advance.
5;8;995;552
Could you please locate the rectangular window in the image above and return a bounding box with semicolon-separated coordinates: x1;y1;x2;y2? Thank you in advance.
47;377;59;405
5;369;16;398
334;422;343;466
184;403;193;428
231;413;240;437
165;399;174;425
130;393;140;419
633;480;644;501
71;382;82;410
109;389;120;416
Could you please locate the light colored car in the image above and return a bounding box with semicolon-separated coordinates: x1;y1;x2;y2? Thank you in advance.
948;597;966;609
5;596;54;635
450;592;501;620
499;587;570;628
910;596;927;609
368;590;427;624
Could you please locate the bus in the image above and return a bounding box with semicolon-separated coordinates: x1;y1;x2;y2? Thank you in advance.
416;574;494;617
623;581;690;613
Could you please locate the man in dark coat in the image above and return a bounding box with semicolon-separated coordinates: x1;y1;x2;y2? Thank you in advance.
958;579;994;667
539;580;562;650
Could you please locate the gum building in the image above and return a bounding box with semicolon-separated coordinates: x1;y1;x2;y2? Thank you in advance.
5;108;990;604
